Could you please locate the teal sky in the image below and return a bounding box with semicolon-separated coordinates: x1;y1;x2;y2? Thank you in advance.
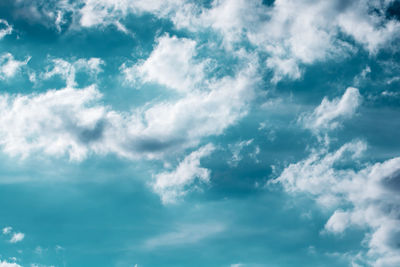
0;1;399;267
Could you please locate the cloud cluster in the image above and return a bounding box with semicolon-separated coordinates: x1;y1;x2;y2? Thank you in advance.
0;35;257;165
2;226;24;244
6;0;399;83
273;88;400;266
72;0;400;81
273;141;400;266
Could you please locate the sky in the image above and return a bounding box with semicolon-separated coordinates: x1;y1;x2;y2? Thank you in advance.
0;0;399;266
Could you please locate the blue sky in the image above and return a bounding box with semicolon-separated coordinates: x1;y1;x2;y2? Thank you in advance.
0;0;399;266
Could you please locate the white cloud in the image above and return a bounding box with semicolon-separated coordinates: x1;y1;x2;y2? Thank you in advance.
10;232;24;243
228;139;253;167
2;226;12;235
144;222;225;249
0;85;106;161
272;140;400;266
0;19;13;39
0;53;30;80
300;87;362;132
0;261;22;267
152;144;215;204
122;35;205;92
43;57;104;88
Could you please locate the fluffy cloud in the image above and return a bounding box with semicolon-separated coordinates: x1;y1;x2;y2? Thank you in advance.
300;87;362;133
122;35;205;92
2;227;12;235
0;53;30;80
272;141;400;266
0;86;106;161
152;144;215;203
9;232;24;243
0;261;22;267
0;19;13;39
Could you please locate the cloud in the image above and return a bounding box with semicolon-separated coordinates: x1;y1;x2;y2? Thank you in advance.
0;19;13;39
144;222;225;249
122;35;205;92
0;85;106;161
152;144;215;204
43;57;104;88
228;139;253;167
0;53;30;80
78;0;182;29
9;232;24;243
2;226;12;235
272;140;400;266
8;0;74;32
0;261;22;267
300;87;362;133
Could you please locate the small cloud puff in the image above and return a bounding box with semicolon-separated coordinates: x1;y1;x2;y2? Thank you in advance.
9;233;24;244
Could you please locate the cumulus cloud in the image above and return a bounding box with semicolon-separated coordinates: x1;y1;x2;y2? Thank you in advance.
300;87;362;133
272;140;400;266
0;19;13;39
122;35;205;92
0;86;106;161
152;144;215;203
9;232;24;243
0;261;22;267
0;53;30;80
